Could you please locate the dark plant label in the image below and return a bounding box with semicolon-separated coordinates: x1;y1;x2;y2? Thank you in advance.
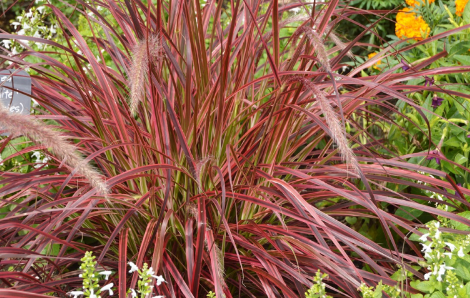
0;69;32;136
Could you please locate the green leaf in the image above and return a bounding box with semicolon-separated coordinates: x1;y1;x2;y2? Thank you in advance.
463;0;470;24
345;216;357;225
450;211;470;231
454;55;470;66
449;42;470;56
395;206;423;221
455;153;468;165
411;280;434;293
444;137;462;148
455;260;470;281
428;292;445;298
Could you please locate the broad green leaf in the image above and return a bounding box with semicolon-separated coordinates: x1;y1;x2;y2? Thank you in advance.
411;280;434;293
454;55;470;66
450;211;470;231
454;153;468;165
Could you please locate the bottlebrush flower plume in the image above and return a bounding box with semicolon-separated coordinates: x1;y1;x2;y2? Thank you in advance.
129;34;163;115
289;76;359;174
0;104;108;195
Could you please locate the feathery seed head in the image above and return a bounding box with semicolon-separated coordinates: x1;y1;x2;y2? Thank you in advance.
129;34;163;116
0;103;108;195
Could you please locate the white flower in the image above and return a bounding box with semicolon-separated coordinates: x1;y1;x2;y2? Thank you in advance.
437;275;442;282
131;289;137;298
443;252;453;259
291;7;301;13
1;40;12;49
33;31;42;39
152;296;165;298
99;271;112;280
421;243;432;254
37;6;45;13
11;47;18;55
419;233;429;242
78;274;82;278
11;22;21;30
77;50;83;55
17;16;23;21
101;283;114;295
424;272;432;280
128;262;139;273
446;242;456;252
152;275;166;286
36;0;43;3
434;222;440;228
23;23;31;30
69;291;84;298
17;29;25;36
434;229;441;239
50;25;56;34
148;267;155;275
458;246;465;258
25;10;33;18
0;156;3;166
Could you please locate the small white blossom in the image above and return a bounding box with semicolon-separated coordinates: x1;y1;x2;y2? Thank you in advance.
152;296;165;298
17;29;26;36
89;289;97;298
131;289;137;298
458;246;465;258
101;283;114;295
443;252;453;259
11;22;21;30
23;23;31;30
421;243;432;254
17;16;23;21
1;40;12;49
434;229;441;239
99;271;112;280
128;261;139;273
50;25;56;34
446;242;456;252
69;291;84;298
25;10;33;18
419;233;429;242
152;275;166;286
37;6;45;13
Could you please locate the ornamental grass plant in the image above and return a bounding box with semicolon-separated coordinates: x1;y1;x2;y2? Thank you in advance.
1;0;470;297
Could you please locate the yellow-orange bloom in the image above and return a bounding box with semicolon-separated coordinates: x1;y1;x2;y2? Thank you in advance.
406;0;435;6
395;8;430;41
456;0;469;16
368;52;382;70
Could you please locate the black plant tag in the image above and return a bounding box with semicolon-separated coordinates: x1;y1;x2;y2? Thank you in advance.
0;69;32;136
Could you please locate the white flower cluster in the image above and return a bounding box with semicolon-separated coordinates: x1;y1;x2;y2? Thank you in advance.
32;151;50;169
1;1;57;61
418;221;469;286
128;262;165;298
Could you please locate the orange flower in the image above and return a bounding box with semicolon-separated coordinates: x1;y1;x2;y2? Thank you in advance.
456;0;469;16
395;8;430;41
406;0;435;6
368;52;382;70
